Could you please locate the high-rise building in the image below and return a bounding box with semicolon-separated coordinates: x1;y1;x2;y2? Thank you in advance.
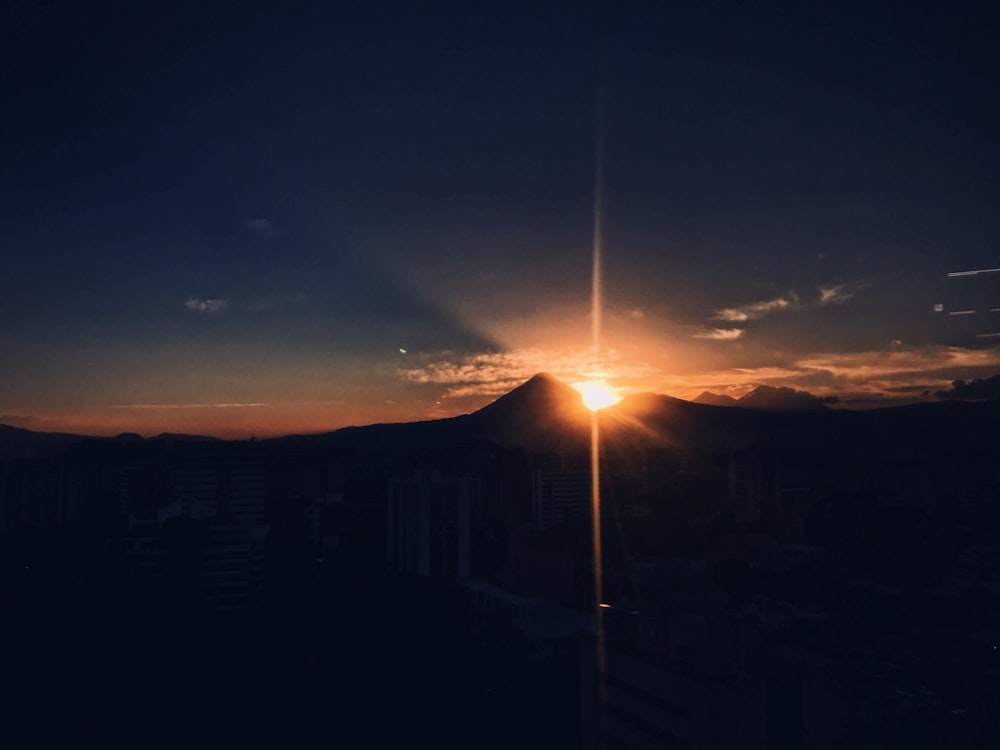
532;469;590;531
386;471;477;582
202;523;270;612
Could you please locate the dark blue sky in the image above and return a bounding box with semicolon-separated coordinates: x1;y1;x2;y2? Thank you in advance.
2;0;998;436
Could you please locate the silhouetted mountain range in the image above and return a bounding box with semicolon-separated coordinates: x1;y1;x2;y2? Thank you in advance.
3;374;999;458
302;375;999;459
694;385;837;410
936;372;1000;401
0;424;221;459
0;424;96;458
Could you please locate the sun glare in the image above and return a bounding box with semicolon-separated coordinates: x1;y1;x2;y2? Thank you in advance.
574;379;620;412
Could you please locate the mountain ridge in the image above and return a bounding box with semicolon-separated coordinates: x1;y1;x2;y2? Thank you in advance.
3;374;999;455
693;384;834;410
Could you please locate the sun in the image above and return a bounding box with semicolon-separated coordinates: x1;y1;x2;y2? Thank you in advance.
573;379;621;412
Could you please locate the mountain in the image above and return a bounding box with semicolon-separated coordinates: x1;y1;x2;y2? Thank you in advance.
0;425;222;459
0;424;91;458
315;375;834;459
150;433;222;443
694;385;833;411
738;385;833;410
693;391;739;407
936;372;1000;400
465;372;589;448
6;374;999;461
296;372;592;456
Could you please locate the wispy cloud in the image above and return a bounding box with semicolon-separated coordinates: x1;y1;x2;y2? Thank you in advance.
184;297;228;313
659;367;808;396
400;341;1000;408
692;328;745;340
401;349;580;398
712;309;750;322
653;345;1000;402
400;348;659;399
702;283;857;342
797;346;1000;382
687;346;1000;395
817;283;854;305
712;294;797;323
113;403;267;409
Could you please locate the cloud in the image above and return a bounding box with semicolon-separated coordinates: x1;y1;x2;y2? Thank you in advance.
400;341;1000;410
638;344;1000;405
401;349;580;398
712;309;750;323
184;297;228;313
935;373;1000;400
112;403;267;409
737;385;838;410
768;345;1000;399
818;283;854;305
702;284;857;343
712;294;796;323
400;348;660;400
663;366;809;396
796;346;1000;380
692;328;745;340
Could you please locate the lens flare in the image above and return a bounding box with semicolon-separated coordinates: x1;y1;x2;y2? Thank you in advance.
590;46;609;741
574;380;620;412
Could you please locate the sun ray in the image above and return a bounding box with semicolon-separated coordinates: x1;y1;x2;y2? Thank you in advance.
590;41;609;736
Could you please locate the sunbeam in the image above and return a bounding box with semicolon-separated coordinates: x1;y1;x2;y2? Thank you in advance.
590;39;609;735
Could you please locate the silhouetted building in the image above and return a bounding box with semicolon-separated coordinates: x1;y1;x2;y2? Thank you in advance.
386;471;477;582
533;469;589;531
171;456;265;524
729;449;778;525
202;523;270;611
305;492;344;553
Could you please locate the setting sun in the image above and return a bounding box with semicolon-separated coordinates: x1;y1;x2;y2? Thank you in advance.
573;379;621;412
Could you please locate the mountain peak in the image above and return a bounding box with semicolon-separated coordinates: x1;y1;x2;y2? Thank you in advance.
739;385;832;410
693;391;740;407
523;371;564;388
694;385;833;410
488;372;582;409
467;372;589;448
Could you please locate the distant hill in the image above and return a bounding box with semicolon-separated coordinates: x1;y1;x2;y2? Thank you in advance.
309;374;1000;458
739;385;835;410
0;424;87;458
694;385;834;411
693;391;739;407
5;374;999;461
936;372;1000;401
0;425;220;459
149;433;222;444
268;372;592;456
294;377;849;456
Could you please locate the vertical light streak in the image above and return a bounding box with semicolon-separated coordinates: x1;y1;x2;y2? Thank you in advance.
591;103;604;357
590;40;608;742
591;410;606;675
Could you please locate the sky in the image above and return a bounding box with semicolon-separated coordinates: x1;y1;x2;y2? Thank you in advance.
2;0;999;438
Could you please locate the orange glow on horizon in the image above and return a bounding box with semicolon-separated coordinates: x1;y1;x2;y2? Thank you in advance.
12;399;425;441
